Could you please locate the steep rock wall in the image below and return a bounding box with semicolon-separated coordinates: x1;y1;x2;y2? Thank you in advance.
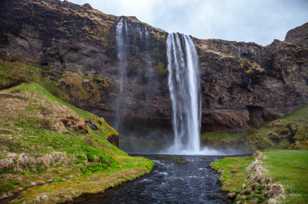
1;0;308;132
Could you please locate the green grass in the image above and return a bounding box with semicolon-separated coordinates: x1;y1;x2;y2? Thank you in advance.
212;150;308;203
202;131;246;145
263;150;308;204
211;156;253;193
0;82;153;202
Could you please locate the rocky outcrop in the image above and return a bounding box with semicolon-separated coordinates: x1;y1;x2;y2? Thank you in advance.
1;0;308;133
285;22;308;48
196;38;308;131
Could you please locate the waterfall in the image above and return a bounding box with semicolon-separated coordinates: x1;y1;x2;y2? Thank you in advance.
166;33;201;153
115;17;129;130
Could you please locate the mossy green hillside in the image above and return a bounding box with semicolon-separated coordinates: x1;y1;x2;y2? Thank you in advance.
0;82;153;203
0;59;112;110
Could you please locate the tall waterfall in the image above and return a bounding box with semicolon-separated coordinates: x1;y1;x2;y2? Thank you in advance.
115;17;129;130
167;33;201;153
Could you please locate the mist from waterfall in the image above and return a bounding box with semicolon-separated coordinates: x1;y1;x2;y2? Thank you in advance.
114;17;129;130
114;17;163;152
166;33;201;154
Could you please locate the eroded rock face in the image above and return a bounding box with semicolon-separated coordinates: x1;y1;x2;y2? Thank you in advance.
1;0;308;132
196;38;308;131
285;22;308;48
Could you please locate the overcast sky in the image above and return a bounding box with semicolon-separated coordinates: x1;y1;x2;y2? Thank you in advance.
71;0;308;45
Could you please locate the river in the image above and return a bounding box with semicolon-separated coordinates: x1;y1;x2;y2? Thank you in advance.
72;155;231;204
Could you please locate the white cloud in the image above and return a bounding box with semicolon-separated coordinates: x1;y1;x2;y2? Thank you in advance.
71;0;308;45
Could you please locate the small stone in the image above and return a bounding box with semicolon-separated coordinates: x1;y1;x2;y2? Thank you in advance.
227;192;236;199
37;181;45;185
0;193;9;199
268;184;283;197
36;194;49;202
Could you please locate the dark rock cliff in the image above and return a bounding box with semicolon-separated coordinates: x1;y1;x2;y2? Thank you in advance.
1;0;308;133
285;22;308;48
196;38;308;130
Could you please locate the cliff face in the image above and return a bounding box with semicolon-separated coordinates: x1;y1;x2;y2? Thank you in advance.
285;22;308;48
196;37;308;130
1;0;308;132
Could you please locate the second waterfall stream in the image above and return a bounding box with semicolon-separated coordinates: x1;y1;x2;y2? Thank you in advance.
166;33;202;154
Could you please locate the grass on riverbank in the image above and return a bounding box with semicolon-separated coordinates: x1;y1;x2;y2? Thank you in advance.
0;82;153;203
12;156;152;204
211;156;253;193
212;150;308;203
263;150;308;204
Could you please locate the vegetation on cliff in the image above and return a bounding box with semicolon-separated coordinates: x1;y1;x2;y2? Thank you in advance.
202;103;308;150
0;61;153;203
247;105;308;149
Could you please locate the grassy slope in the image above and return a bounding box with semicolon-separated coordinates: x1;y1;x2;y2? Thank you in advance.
0;61;153;203
263;150;308;204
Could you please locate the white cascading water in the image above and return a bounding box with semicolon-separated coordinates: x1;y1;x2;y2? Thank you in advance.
115;17;129;130
166;33;201;154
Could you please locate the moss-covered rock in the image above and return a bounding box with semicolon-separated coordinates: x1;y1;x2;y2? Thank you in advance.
246;105;308;149
58;70;112;107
